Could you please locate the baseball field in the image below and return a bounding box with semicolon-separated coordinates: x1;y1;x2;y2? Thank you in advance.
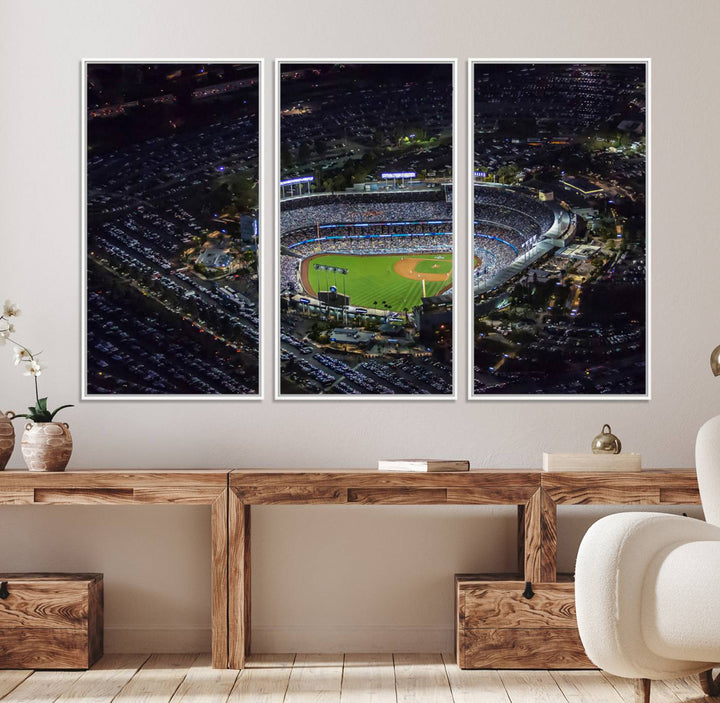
302;252;454;311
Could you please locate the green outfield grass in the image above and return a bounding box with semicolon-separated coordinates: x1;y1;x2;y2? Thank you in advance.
305;252;453;312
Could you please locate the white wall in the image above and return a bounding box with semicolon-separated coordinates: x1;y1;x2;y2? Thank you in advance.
1;0;718;653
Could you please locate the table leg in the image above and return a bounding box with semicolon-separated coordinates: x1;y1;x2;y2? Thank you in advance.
518;488;557;582
228;489;251;669
211;489;228;669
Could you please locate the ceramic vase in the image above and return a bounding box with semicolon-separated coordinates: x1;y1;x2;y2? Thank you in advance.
0;411;15;470
21;421;73;472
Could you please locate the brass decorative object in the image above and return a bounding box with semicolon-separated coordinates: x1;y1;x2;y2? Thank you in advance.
711;344;720;377
21;421;73;472
592;424;622;455
0;411;15;470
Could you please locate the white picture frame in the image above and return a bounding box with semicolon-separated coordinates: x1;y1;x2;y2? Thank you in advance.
467;59;651;401
274;59;458;400
82;59;265;400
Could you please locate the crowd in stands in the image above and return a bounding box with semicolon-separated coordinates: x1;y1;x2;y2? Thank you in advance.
474;204;544;239
291;232;451;258
474;184;556;234
281;193;451;237
281;254;302;293
471;238;518;287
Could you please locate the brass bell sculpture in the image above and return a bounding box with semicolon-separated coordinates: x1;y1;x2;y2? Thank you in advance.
592;424;622;454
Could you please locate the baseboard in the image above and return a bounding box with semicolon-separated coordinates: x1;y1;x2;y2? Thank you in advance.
105;624;455;654
105;626;211;653
251;625;455;653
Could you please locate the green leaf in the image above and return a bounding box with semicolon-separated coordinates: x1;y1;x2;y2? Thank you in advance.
37;397;48;412
28;406;37;415
48;405;73;421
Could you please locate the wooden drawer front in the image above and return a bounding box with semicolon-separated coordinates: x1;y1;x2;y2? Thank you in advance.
0;629;92;669
459;627;594;669
458;581;576;629
0;574;103;670
455;575;593;670
0;581;89;629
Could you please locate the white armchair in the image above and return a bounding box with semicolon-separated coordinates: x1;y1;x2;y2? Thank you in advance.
575;415;720;702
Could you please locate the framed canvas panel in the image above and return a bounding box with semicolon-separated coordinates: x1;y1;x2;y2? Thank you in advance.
469;60;649;399
82;60;263;398
276;60;457;399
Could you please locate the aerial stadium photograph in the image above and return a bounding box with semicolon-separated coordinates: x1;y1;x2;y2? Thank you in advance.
277;61;455;397
470;61;647;398
84;61;260;397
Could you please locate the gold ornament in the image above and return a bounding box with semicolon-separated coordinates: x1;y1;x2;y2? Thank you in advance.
592;424;622;455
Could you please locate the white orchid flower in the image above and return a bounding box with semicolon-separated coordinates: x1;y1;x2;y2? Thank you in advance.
2;300;21;318
0;323;13;345
23;359;44;377
13;347;31;365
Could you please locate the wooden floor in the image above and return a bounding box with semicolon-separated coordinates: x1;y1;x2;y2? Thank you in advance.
0;653;712;703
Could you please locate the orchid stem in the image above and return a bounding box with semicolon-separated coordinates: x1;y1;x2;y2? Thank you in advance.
1;316;40;405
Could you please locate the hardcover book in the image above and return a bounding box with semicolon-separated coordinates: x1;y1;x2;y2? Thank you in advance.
378;460;470;472
542;453;642;472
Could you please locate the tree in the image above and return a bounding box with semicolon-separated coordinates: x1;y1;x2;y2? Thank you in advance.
205;183;233;214
280;143;294;168
229;174;256;214
497;163;520;184
298;141;312;163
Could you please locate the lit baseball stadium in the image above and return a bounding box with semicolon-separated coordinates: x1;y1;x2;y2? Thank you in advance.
471;183;573;295
280;184;572;312
281;189;453;313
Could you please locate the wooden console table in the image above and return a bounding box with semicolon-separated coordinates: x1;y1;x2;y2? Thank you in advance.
228;469;700;669
0;470;229;669
0;468;702;670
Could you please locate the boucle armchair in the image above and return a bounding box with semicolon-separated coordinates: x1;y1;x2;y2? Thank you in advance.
575;415;720;702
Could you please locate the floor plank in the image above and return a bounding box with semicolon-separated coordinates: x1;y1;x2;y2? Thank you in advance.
601;672;683;703
55;654;150;703
0;670;84;703
7;652;708;703
341;653;396;703
662;674;706;699
441;653;511;703
227;654;294;703
498;670;568;703
114;653;199;703
285;654;344;703
551;670;626;703
168;653;239;702
0;672;32;700
394;653;453;703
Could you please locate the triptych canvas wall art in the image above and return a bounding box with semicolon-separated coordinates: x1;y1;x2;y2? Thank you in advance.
84;61;261;398
470;62;647;397
82;60;647;400
277;61;455;397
